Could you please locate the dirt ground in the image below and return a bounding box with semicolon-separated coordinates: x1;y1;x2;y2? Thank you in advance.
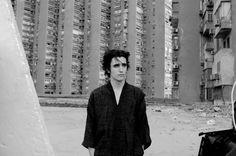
41;104;233;156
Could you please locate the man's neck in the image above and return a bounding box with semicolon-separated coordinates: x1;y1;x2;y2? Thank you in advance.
110;79;125;90
110;79;125;104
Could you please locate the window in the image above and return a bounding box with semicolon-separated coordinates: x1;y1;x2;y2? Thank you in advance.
207;11;213;22
172;1;179;14
216;39;220;52
223;37;230;48
217;61;221;73
174;73;178;81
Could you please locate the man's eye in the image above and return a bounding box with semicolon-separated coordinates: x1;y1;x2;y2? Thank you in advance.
113;64;120;67
122;63;127;67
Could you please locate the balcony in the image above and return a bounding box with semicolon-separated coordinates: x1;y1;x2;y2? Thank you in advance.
172;63;179;72
173;36;179;51
204;41;214;52
199;10;203;17
172;28;179;34
214;18;232;38
200;81;205;86
203;20;214;36
204;58;213;69
199;21;204;34
204;61;213;69
214;0;231;15
206;0;214;8
173;45;179;51
203;1;213;14
210;73;220;81
169;16;178;28
200;60;204;67
173;81;179;86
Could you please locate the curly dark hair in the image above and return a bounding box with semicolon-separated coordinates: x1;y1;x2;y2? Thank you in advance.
102;49;130;78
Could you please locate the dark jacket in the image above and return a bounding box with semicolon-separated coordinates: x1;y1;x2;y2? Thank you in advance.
82;81;151;156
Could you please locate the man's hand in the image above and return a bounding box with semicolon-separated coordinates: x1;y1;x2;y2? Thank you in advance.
88;147;95;156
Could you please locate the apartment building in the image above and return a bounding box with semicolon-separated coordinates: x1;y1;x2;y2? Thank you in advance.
11;0;178;99
81;0;111;94
12;0;204;103
143;0;165;98
12;0;60;94
12;0;85;95
35;0;60;95
165;0;172;99
200;0;234;104
56;0;85;95
168;0;201;103
164;0;173;98
82;0;149;94
170;0;180;99
11;0;38;84
199;0;215;101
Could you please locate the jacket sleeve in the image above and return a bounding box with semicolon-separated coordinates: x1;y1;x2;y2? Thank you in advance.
82;92;96;148
137;93;152;150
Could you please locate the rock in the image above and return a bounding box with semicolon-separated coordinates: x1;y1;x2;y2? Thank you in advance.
173;116;177;120
207;119;216;125
195;108;204;112
152;107;162;112
200;112;207;117
213;106;221;112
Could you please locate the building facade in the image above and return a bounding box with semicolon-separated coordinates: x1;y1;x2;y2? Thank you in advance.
199;0;215;101
169;0;201;103
176;0;201;103
199;0;234;105
171;0;180;99
143;0;167;98
165;0;173;99
57;0;85;95
11;0;207;103
12;0;38;86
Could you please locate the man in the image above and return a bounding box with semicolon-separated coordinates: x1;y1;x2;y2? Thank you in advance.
82;49;151;156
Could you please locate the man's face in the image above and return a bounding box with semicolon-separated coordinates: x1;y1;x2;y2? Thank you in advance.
110;57;128;82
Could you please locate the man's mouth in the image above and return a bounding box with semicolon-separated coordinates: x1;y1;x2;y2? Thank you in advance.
119;74;125;76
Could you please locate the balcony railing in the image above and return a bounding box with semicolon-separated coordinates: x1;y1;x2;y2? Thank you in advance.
204;61;213;69
203;0;213;14
204;57;213;69
199;21;204;34
173;81;179;86
214;18;232;38
203;20;214;36
206;0;214;8
204;41;214;52
214;0;231;15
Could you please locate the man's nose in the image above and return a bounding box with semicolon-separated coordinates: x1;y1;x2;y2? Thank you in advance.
119;65;125;71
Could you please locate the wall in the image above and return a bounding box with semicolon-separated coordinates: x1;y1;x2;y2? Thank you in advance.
232;0;236;81
36;0;49;94
213;48;234;86
62;0;74;94
0;1;54;155
178;0;201;103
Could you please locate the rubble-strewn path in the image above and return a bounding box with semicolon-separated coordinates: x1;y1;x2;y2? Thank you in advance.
42;104;232;156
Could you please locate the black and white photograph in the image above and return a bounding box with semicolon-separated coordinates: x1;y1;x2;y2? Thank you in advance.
1;0;236;156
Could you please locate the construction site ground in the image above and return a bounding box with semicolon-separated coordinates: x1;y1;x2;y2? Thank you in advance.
40;98;233;156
